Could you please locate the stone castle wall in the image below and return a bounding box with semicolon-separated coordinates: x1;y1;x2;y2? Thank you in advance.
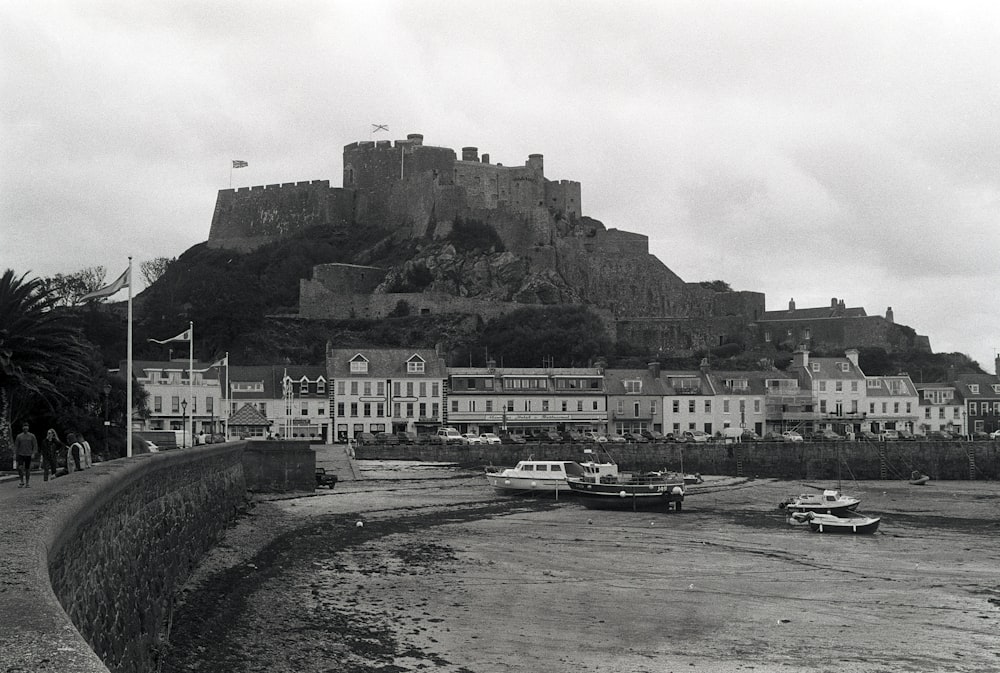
758;315;931;353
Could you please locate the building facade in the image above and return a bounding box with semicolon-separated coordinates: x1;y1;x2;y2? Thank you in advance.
227;365;328;440
129;359;224;441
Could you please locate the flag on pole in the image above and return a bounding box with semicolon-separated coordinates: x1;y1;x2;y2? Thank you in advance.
80;268;130;302
208;355;228;368
232;160;248;168
148;328;192;344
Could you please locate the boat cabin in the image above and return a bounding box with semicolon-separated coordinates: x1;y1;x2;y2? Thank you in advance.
509;461;585;477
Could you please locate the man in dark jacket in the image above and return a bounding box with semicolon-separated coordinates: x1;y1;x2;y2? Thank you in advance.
14;422;38;488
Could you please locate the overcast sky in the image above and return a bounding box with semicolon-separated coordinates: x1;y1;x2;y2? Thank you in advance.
3;0;998;374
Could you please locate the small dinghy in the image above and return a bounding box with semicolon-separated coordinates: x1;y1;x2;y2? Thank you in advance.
790;511;880;535
909;471;930;485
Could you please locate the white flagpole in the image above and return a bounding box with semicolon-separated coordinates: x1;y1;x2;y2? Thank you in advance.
189;321;194;444
224;352;230;440
126;257;134;458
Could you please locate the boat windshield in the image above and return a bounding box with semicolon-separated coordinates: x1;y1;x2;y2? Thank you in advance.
563;462;585;477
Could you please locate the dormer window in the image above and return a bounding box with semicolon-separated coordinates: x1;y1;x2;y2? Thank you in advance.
317;378;326;395
811;363;820;372
299;378;309;395
407;354;426;373
624;380;641;394
839;363;849;372
968;384;979;394
350;354;369;374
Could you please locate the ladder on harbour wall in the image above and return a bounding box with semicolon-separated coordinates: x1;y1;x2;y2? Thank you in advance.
735;445;743;478
879;445;887;480
967;444;976;480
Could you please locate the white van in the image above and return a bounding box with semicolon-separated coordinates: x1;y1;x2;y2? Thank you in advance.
720;427;744;443
436;427;464;445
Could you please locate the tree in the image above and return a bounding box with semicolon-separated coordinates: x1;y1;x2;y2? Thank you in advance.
40;267;107;306
0;270;94;465
141;257;174;286
698;280;732;292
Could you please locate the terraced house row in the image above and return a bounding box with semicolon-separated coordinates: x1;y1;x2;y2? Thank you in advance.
124;348;1000;442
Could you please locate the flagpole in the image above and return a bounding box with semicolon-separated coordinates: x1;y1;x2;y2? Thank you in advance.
189;320;194;445
224;352;230;440
126;257;134;458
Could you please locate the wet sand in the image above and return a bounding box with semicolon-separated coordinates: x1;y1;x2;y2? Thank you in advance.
160;466;1000;672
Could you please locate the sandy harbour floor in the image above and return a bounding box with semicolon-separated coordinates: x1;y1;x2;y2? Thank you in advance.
159;462;1000;673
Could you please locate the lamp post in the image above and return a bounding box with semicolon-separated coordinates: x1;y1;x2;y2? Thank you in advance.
181;399;188;448
103;383;112;458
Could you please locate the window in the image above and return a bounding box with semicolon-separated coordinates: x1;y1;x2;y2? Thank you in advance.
851;381;858;392
970;402;977;415
393;382;401;396
869;403;875;414
764;331;771;342
377;381;384;396
893;402;899;413
301;406;309;416
300;380;309;395
868;379;882;389
350;381;359;395
672;400;679;413
578;400;584;412
350;357;368;373
485;400;493;412
811;363;820;372
451;400;459;412
154;396;162;413
407;360;425;373
432;403;439;418
466;379;476;389
206;397;213;414
350;402;358;416
624;380;641;394
938;408;945;419
723;400;730;413
393;402;400;418
754;399;761;413
835;381;843;392
418;402;426;417
840;363;849;372
819;381;827;392
406;403;414;418
406;382;414;397
820;400;827;413
617;400;624;414
704;400;711;413
470;401;476;412
259;403;267;416
561;400;567;412
317;379;326;395
542;400;550;412
363;381;372;396
650;401;656;415
688;400;695;413
633;402;640;416
363;403;371;417
171;396;180;413
507;400;515;411
850;400;858;413
419;382;427;397
337;402;344;416
432;383;439;397
924;407;930;419
337;381;345;395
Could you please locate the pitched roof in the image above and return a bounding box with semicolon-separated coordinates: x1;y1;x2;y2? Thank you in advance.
759;305;868;321
228;403;271;427
865;376;918;397
327;347;447;377
602;369;668;396
229;365;326;398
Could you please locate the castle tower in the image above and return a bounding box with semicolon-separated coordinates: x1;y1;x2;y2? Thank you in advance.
527;153;544;174
886;306;894;324
462;146;479;162
788;298;795;311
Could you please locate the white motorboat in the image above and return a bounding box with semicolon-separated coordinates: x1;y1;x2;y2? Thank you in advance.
789;511;881;534
485;459;617;495
778;489;860;515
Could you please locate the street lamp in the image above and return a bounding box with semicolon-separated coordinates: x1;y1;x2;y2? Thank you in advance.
103;383;112;458
181;399;188;448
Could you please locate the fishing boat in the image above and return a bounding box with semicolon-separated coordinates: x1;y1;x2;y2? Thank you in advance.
790;511;881;534
909;471;930;485
778;490;860;515
485;459;617;495
565;471;686;511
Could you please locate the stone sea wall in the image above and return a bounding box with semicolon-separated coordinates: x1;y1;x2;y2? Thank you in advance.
357;441;1000;481
0;444;248;673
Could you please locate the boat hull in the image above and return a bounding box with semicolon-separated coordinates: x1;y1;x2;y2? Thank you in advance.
783;501;859;515
566;479;685;511
486;474;570;494
807;516;880;534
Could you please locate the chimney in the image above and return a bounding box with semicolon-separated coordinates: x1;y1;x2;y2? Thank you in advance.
845;348;860;368
699;357;710;374
793;346;809;370
839;299;846;310
831;297;838;308
648;362;661;378
995;355;1000;379
462;146;479;162
481;153;490;164
406;133;424;146
788;298;796;311
886;306;894;323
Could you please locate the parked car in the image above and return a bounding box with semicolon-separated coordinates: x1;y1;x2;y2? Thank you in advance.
741;430;761;442
606;433;627;443
395;431;416;444
926;430;954;440
375;432;400;445
762;432;786;442
543;430;563;443
812;429;844;441
436;427;464;445
991;429;1000;440
499;431;527;444
623;431;648;443
897;429;916;441
641;429;664;442
971;431;991;441
562;430;585;443
682;430;710;443
461;432;483;445
858;430;880;441
782;431;804;443
582;431;605;443
356;432;377;446
880;430;899;441
479;432;502;445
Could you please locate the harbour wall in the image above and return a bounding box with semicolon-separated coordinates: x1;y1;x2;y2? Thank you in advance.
0;441;316;673
356;441;1000;481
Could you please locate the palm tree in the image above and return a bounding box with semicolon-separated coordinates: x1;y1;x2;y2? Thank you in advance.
0;269;92;465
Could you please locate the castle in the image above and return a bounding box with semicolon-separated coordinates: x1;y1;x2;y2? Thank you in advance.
207;133;929;356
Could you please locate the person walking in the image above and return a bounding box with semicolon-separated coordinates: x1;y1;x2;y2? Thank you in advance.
66;432;83;473
13;422;38;488
41;428;65;481
80;435;93;469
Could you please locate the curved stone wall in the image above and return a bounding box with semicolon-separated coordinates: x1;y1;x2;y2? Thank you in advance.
0;443;247;673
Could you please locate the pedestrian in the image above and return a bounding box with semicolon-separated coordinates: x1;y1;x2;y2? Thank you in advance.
13;422;38;488
66;432;83;473
41;429;65;481
80;434;93;469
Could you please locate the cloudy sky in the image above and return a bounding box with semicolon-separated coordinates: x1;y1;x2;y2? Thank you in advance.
3;0;998;373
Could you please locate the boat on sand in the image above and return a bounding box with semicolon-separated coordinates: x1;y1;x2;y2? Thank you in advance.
485;459;617;495
566;471;685;511
778;490;860;515
790;511;880;534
